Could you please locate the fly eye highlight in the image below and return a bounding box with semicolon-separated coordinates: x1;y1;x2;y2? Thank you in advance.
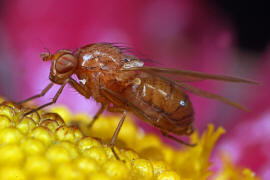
55;54;77;74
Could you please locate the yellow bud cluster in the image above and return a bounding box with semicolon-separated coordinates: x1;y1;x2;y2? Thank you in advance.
0;97;260;180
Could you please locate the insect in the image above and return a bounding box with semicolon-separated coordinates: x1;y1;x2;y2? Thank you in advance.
18;43;258;159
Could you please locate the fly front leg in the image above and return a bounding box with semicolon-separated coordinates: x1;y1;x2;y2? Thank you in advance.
18;82;54;104
68;78;91;98
69;78;103;128
23;80;68;116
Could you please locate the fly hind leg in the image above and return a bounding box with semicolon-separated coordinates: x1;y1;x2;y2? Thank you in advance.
106;106;127;160
161;131;196;147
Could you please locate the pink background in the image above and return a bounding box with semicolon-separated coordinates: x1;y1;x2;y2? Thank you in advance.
0;0;269;178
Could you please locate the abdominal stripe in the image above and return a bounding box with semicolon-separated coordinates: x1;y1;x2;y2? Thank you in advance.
142;96;190;121
141;79;186;116
163;112;194;126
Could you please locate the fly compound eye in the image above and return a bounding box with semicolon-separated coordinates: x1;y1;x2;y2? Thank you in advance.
55;54;77;74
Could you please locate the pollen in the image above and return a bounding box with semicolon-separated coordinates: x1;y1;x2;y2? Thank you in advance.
0;97;261;180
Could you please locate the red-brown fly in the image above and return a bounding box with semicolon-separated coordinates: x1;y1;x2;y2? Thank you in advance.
18;43;258;159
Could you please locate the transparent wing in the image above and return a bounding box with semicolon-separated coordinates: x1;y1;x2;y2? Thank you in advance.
121;66;259;84
139;70;250;111
175;81;248;111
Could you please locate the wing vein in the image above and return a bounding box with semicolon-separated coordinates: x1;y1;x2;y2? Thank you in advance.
122;66;259;84
142;70;249;111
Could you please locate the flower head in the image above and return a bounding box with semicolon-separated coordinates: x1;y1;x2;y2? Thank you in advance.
0;97;260;179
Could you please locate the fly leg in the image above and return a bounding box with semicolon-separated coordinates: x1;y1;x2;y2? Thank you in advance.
68;78;91;98
18;82;54;104
69;78;103;128
23;80;68;116
88;105;105;128
99;87;139;160
106;107;127;160
161;131;196;147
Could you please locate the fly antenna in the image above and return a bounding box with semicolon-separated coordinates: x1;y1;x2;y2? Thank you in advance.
37;39;52;61
40;48;52;61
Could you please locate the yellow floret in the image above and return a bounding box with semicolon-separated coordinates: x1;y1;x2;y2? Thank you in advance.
0;144;24;165
0;127;23;144
0;166;26;180
55;125;83;143
46;143;74;164
132;158;154;179
17;117;36;134
151;160;171;176
74;157;100;173
157;171;181;180
78;137;103;152
103;160;130;179
24;155;51;177
0;115;12;129
0;105;16;121
0;97;261;180
83;146;108;164
20;138;46;155
29;126;55;145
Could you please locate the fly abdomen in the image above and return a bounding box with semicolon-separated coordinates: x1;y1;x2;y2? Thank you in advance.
123;73;194;136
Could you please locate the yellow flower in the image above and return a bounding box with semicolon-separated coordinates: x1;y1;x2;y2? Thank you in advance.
0;97;261;180
214;152;261;180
